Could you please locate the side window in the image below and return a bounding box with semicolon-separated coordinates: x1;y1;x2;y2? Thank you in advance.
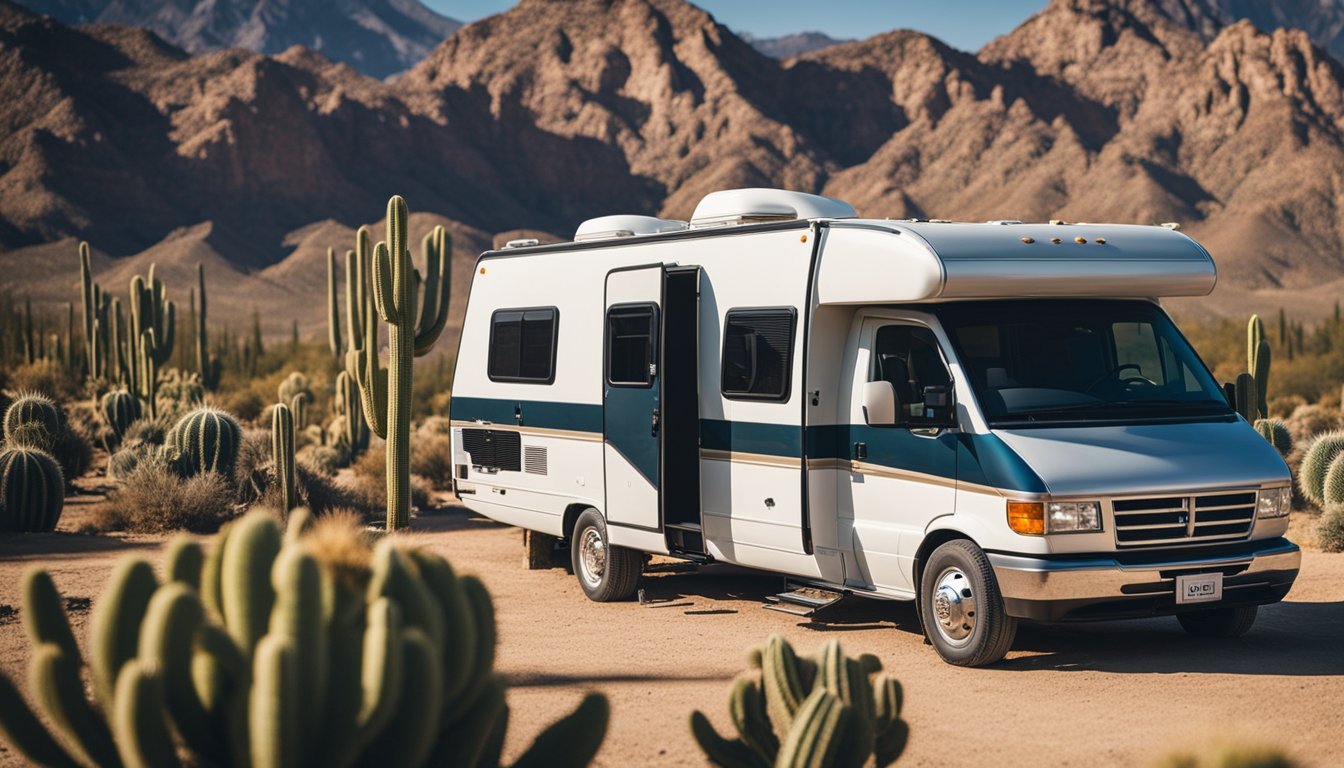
871;325;952;424
1112;322;1164;384
488;308;558;384
607;304;658;387
721;308;797;401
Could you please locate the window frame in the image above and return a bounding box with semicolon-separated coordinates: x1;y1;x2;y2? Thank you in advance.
487;306;560;385
605;302;660;389
867;320;958;428
720;306;798;403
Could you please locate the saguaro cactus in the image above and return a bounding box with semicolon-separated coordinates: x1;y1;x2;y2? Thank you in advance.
690;635;909;768
352;196;451;530
1234;372;1258;423
0;447;65;532
127;267;176;416
197;263;222;390
1247;315;1272;419
0;512;609;767
272;402;297;513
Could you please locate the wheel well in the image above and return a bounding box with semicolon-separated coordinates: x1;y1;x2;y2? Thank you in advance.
912;529;972;590
561;504;591;541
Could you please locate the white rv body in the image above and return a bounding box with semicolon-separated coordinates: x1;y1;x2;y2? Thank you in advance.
449;188;1299;665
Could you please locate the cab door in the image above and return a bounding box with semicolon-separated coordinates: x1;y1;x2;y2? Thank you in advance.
845;317;958;592
603;266;663;530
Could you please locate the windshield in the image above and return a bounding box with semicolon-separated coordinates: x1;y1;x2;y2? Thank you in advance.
936;300;1232;426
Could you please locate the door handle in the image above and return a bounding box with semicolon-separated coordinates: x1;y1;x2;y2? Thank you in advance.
651;408;661;437
514;404;522;426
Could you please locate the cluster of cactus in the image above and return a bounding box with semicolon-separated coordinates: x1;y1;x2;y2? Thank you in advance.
347;196;451;530
165;407;243;478
11;296;79;374
0;511;609;767
691;635;909;768
1254;418;1293;458
0;445;65;532
273;401;297;513
1299;431;1344;506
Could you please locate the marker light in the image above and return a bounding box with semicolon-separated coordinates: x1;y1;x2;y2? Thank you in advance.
1007;502;1044;535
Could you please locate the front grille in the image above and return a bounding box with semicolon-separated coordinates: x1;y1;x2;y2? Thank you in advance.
1112;490;1257;548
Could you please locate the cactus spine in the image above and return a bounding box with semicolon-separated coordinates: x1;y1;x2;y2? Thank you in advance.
3;392;62;448
99;388;143;443
1254;418;1293;457
1300;431;1344;506
0;447;65;532
167;407;242;476
273;402;297;513
352;196;451;529
691;635;909;768
0;511;609;768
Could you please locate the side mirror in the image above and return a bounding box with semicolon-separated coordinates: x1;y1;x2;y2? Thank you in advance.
862;381;899;426
921;384;956;426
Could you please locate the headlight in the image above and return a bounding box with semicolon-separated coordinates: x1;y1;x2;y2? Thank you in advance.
1257;486;1291;519
1046;501;1102;533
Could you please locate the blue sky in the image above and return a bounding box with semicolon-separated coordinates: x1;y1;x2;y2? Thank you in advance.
424;1;1048;52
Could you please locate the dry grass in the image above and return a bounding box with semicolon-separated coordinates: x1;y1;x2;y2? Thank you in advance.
90;458;237;533
410;433;454;490
347;442;433;511
303;508;377;594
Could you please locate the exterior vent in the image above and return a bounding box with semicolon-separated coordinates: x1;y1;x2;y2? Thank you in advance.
689;188;856;228
503;238;540;249
523;446;548;475
461;428;522;472
574;215;688;242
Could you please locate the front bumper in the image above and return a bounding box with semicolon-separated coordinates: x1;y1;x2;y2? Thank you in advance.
989;537;1301;622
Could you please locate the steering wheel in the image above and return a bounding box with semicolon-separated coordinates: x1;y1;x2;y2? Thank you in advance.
1086;364;1158;394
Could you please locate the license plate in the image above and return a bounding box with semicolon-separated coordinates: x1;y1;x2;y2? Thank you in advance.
1176;572;1223;604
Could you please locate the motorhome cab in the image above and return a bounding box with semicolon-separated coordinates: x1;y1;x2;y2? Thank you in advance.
449;188;1300;666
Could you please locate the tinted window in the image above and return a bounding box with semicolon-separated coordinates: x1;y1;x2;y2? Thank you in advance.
871;325;952;425
488;308;558;383
607;305;657;387
721;308;796;401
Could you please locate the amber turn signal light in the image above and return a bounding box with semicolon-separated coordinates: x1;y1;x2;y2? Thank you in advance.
1007;501;1045;535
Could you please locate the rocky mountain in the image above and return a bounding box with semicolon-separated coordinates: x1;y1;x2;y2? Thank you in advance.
12;0;461;77
742;31;848;59
4;0;1344;333
1151;0;1344;63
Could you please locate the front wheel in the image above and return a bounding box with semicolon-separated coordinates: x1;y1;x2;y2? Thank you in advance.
919;539;1017;667
1177;605;1257;638
570;509;643;602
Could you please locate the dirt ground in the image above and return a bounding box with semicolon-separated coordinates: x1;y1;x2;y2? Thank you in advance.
1;492;1341;767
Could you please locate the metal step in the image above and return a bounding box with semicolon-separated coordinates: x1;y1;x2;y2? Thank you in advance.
764;585;844;617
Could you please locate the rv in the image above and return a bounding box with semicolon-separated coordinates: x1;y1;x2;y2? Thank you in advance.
448;188;1300;667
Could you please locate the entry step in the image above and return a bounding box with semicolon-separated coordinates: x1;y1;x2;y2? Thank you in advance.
764;585;844;617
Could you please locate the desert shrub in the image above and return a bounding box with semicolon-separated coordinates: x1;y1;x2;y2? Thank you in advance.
3;359;82;402
122;415;170;447
691;634;909;767
0;511;608;768
298;444;344;477
1298;431;1344;506
294;462;363;517
231;428;272;504
410;432;454;490
416;415;453;438
1157;742;1296;768
107;444;150;481
348;442;432;512
90;457;235;533
1285;404;1340;446
1319;505;1344;553
48;421;92;487
217;385;268;423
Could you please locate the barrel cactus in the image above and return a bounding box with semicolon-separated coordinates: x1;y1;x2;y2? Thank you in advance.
167;407;242;476
99;389;143;443
0;511;609;767
691;635;909;768
3;392;62;450
1299;431;1344;507
1254;418;1293;458
0;447;65;532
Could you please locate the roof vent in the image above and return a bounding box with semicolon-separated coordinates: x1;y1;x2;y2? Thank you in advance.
503;238;540;249
574;215;688;242
689;188;857;228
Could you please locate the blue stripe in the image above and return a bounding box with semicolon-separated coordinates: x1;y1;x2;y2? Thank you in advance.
450;396;1044;493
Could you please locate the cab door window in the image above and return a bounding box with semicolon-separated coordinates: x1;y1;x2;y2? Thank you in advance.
871;325;953;426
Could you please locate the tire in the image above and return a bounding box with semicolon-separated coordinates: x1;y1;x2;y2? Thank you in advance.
570;509;643;602
1177;605;1258;638
919;539;1018;667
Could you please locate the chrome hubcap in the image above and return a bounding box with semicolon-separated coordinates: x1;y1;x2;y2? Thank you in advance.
578;527;606;587
932;567;977;645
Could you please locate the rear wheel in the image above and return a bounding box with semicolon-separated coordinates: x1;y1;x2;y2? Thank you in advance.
1177;605;1257;638
919;539;1017;667
570;509;643;602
